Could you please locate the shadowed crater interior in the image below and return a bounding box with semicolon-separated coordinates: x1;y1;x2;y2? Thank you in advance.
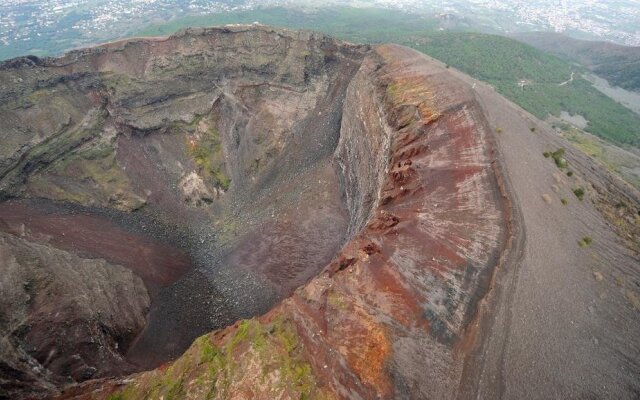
0;26;370;389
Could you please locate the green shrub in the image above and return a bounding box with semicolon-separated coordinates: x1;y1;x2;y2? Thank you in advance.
573;187;585;200
578;236;593;247
551;148;568;168
566;171;573;177
561;198;568;205
188;127;231;191
543;148;568;168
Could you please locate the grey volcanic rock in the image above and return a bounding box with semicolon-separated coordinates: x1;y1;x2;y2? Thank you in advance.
335;53;391;237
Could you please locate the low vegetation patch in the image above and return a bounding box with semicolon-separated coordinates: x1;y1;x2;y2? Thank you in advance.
543;148;568;169
26;129;146;211
561;126;640;190
551;148;568;168
106;316;320;399
573;187;585;200
186;120;231;191
578;236;593;247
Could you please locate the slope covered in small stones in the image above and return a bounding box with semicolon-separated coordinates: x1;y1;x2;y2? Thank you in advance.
450;59;640;400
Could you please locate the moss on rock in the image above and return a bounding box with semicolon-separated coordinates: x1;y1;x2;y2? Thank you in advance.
106;316;327;400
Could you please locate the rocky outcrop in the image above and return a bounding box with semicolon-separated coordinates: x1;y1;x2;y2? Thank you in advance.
334;52;392;237
0;232;149;400
0;26;367;211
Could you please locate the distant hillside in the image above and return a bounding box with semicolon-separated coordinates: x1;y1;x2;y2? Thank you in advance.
409;33;640;147
137;7;461;43
513;32;640;93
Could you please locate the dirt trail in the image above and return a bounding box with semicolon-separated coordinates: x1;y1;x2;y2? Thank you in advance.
559;70;575;86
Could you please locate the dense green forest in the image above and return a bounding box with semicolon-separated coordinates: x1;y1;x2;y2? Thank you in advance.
514;32;640;93
412;33;640;146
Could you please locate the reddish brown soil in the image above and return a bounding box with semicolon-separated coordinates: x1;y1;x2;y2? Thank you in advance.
0;200;191;287
116;133;209;224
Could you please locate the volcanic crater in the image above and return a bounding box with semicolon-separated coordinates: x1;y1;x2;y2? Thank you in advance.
1;26;639;400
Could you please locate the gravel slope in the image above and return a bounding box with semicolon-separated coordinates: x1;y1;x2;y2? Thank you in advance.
439;55;640;399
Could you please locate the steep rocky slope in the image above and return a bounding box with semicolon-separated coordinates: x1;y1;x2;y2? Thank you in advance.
0;26;367;399
1;26;638;400
0;231;149;398
449;60;640;400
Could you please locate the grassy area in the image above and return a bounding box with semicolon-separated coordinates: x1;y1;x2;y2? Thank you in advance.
559;125;640;190
182;116;231;191
106;316;321;399
138;6;442;43
410;33;640;147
